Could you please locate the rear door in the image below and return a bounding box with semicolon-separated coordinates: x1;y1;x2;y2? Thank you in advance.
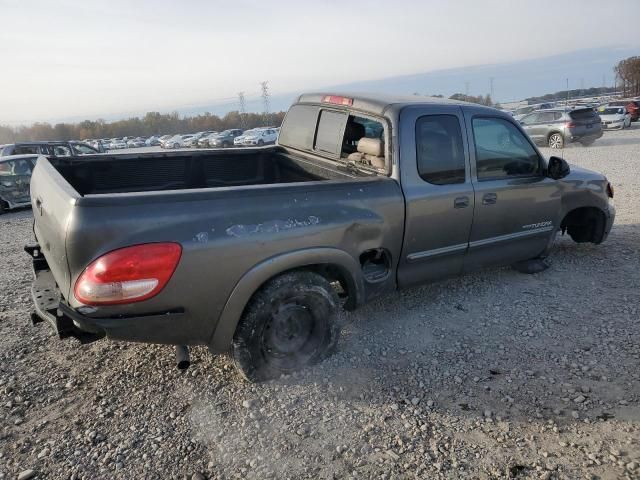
397;105;475;287
463;111;561;271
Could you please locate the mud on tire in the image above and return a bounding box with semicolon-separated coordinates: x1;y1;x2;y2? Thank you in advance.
232;271;341;382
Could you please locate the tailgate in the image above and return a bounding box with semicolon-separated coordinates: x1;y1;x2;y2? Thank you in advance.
30;157;80;300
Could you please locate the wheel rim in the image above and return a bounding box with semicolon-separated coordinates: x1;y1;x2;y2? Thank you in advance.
259;296;326;368
264;303;313;356
549;134;562;149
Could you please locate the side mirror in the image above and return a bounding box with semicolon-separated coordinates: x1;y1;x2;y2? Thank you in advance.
548;156;570;180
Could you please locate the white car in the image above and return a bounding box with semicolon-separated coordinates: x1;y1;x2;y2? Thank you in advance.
240;128;278;146
598;106;631;130
233;129;259;146
109;138;127;149
165;134;194;149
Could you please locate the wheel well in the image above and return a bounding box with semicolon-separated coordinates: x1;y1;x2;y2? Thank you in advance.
303;263;357;310
547;130;563;141
560;207;606;244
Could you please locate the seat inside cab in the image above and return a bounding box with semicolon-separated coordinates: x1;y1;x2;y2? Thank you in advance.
342;115;387;171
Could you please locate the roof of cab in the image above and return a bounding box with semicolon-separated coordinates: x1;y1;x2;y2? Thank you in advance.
295;92;477;116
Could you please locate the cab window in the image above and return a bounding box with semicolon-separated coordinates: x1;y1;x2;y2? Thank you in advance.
472;117;541;180
415;115;466;185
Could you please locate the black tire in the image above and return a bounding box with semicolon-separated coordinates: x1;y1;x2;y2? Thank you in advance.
258;139;264;146
580;139;595;146
173;142;179;149
222;141;230;148
548;132;564;149
232;271;341;382
0;200;6;215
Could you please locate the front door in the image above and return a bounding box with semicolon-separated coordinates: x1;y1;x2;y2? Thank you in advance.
397;105;475;288
462;113;562;271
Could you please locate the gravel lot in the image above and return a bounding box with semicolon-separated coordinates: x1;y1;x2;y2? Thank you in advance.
1;127;639;480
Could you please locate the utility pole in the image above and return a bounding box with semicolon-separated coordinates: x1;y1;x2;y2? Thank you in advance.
465;81;470;97
237;91;247;129
566;78;569;106
260;81;270;126
489;77;494;100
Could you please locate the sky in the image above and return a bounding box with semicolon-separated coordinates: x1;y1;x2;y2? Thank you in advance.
1;0;639;125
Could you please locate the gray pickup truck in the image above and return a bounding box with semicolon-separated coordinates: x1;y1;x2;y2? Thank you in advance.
27;93;615;381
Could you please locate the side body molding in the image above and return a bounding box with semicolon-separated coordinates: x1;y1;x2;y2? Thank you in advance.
208;247;365;353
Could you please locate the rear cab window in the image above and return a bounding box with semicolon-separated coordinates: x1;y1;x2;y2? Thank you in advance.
279;103;388;173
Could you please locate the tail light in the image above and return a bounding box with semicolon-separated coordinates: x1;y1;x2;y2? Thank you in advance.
607;182;614;199
565;121;576;128
74;243;182;305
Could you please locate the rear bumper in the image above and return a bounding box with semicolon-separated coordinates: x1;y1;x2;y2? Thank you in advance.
567;129;603;142
26;244;187;345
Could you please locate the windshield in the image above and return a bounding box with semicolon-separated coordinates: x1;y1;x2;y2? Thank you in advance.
599;108;624;115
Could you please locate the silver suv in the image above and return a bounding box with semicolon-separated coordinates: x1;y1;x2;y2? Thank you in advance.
519;108;602;148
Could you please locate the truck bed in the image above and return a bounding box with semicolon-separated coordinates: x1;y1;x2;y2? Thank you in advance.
50;148;353;195
29;148;404;346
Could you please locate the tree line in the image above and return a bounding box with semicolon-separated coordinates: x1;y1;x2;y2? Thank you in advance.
0;110;286;144
525;86;618;105
615;56;640;97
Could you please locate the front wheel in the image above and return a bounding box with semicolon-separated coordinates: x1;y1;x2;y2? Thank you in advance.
173;143;180;149
232;271;341;382
257;139;264;146
548;133;564;149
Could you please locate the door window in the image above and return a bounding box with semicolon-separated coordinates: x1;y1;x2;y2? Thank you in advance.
520;113;539;125
472;117;541;180
536;112;555;123
415;115;466;185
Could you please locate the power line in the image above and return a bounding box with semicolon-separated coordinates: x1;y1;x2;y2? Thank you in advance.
260;81;270;126
237;91;247;129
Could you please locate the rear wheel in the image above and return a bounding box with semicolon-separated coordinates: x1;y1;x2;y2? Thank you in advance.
0;199;7;215
548;133;564;149
232;271;341;382
222;141;231;148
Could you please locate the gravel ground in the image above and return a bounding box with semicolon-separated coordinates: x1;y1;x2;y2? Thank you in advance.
1;126;639;480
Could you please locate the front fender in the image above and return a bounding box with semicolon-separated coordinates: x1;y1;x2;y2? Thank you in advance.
208;247;364;353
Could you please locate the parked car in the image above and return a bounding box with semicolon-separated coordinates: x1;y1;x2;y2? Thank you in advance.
0;154;36;213
127;137;147;148
606;100;640;122
26;92;615;381
109;139;127;149
518;108;602;148
233;129;259;146
597;106;632;129
239;128;278;146
185;132;215;147
208;129;243;148
0;141;99;157
145;136;162;146
197;132;220;148
512;103;555;121
161;134;191;149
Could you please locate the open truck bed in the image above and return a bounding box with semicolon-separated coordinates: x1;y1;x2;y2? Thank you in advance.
28;147;404;348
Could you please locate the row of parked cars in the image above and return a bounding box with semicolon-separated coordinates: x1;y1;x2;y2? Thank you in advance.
159;127;280;149
509;97;640;149
82;127;281;152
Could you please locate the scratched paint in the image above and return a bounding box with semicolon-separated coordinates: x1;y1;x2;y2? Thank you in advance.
226;216;320;237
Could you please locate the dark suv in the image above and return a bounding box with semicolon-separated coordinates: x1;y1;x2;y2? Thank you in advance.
519;108;602;148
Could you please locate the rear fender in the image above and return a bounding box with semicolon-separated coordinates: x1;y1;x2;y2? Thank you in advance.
208;247;364;353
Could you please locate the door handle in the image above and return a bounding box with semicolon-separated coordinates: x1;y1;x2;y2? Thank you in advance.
482;193;497;205
454;196;469;208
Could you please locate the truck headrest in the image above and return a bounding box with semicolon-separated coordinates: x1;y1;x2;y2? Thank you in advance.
357;138;384;157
